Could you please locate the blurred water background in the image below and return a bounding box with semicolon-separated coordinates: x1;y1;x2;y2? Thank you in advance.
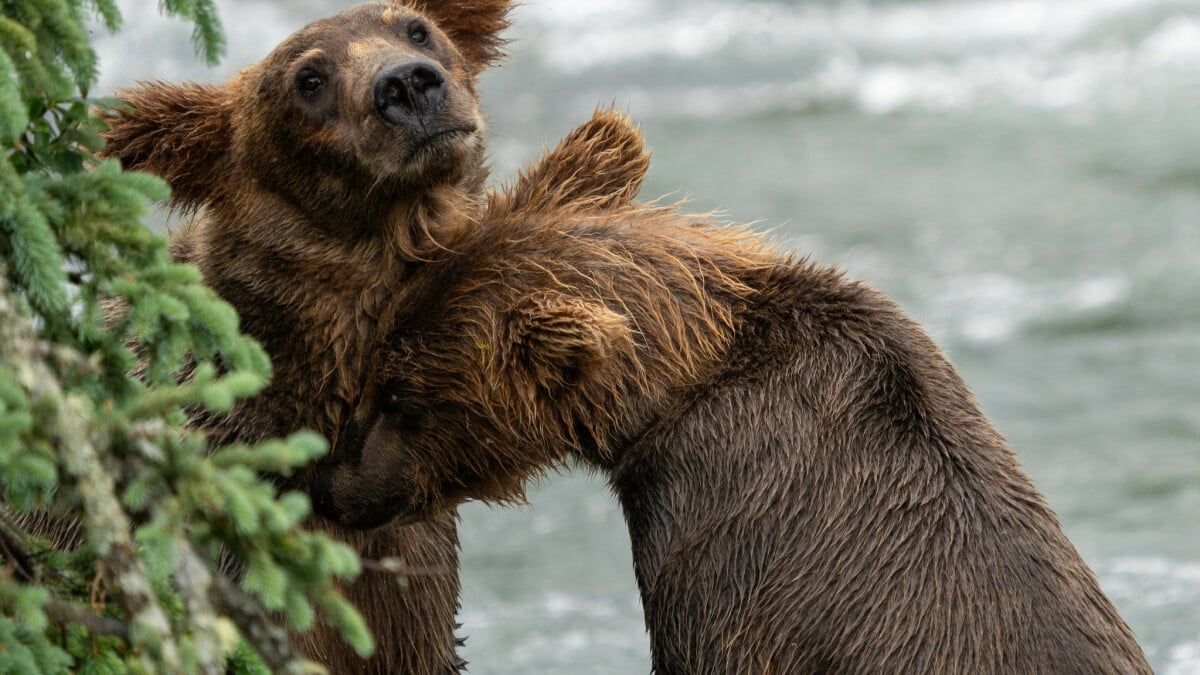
93;0;1200;672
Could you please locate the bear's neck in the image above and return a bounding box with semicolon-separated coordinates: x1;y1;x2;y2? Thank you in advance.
178;174;483;450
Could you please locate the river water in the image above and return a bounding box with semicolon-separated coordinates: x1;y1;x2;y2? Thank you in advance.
95;0;1200;672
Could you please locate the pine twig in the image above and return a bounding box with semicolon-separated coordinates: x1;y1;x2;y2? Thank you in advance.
42;598;131;643
0;513;38;582
209;574;310;675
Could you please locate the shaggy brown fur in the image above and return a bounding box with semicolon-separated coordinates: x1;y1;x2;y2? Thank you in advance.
98;2;523;672
311;126;1152;673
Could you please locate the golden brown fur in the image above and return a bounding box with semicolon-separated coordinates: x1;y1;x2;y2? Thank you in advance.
311;113;1152;672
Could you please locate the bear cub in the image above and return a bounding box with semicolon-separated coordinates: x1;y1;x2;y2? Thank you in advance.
311;115;1151;673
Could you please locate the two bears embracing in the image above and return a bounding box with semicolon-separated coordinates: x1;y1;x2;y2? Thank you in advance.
100;0;1149;672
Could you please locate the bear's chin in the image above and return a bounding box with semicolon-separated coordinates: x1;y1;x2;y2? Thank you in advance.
403;127;478;164
332;501;432;531
358;126;482;188
309;466;431;531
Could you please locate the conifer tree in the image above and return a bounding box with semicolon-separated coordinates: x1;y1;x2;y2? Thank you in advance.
0;2;371;672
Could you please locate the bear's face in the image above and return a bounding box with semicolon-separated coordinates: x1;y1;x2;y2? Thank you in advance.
310;285;632;530
236;3;486;211
102;0;513;229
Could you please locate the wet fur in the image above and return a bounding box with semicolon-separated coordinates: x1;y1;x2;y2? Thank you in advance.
317;123;1152;672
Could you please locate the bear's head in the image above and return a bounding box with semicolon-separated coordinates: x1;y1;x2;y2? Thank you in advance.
102;0;513;247
311;283;635;530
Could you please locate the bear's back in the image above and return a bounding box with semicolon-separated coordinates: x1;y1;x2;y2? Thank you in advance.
615;259;1149;674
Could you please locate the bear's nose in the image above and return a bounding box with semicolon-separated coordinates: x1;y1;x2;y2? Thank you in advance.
373;59;446;125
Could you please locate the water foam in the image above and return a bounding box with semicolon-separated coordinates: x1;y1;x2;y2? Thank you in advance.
919;274;1131;344
1100;557;1200;674
1166;639;1200;675
518;0;1200;116
1102;556;1200;608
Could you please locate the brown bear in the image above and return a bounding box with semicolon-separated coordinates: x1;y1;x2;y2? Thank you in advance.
98;2;515;670
308;117;1152;673
97;2;648;672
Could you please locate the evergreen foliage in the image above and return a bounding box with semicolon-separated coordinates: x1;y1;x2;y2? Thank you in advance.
0;2;371;672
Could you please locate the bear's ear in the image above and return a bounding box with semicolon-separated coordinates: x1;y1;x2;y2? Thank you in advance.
100;82;233;210
507;108;651;214
503;292;630;395
410;0;513;75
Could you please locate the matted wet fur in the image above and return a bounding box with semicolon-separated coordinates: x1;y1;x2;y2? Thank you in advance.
310;116;1152;672
93;3;652;672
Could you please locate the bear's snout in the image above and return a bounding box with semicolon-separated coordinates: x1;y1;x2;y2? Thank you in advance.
373;59;447;126
308;455;426;531
307;461;339;521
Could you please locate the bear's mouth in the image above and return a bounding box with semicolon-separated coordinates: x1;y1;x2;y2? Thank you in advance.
308;463;433;531
402;125;477;166
338;495;433;531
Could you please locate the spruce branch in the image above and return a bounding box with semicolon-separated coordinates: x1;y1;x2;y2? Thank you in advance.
1;3;371;670
172;537;228;675
0;272;180;670
41;597;130;643
209;573;313;675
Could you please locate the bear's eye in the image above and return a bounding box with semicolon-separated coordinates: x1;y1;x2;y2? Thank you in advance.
296;69;325;98
382;393;427;435
408;22;429;46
